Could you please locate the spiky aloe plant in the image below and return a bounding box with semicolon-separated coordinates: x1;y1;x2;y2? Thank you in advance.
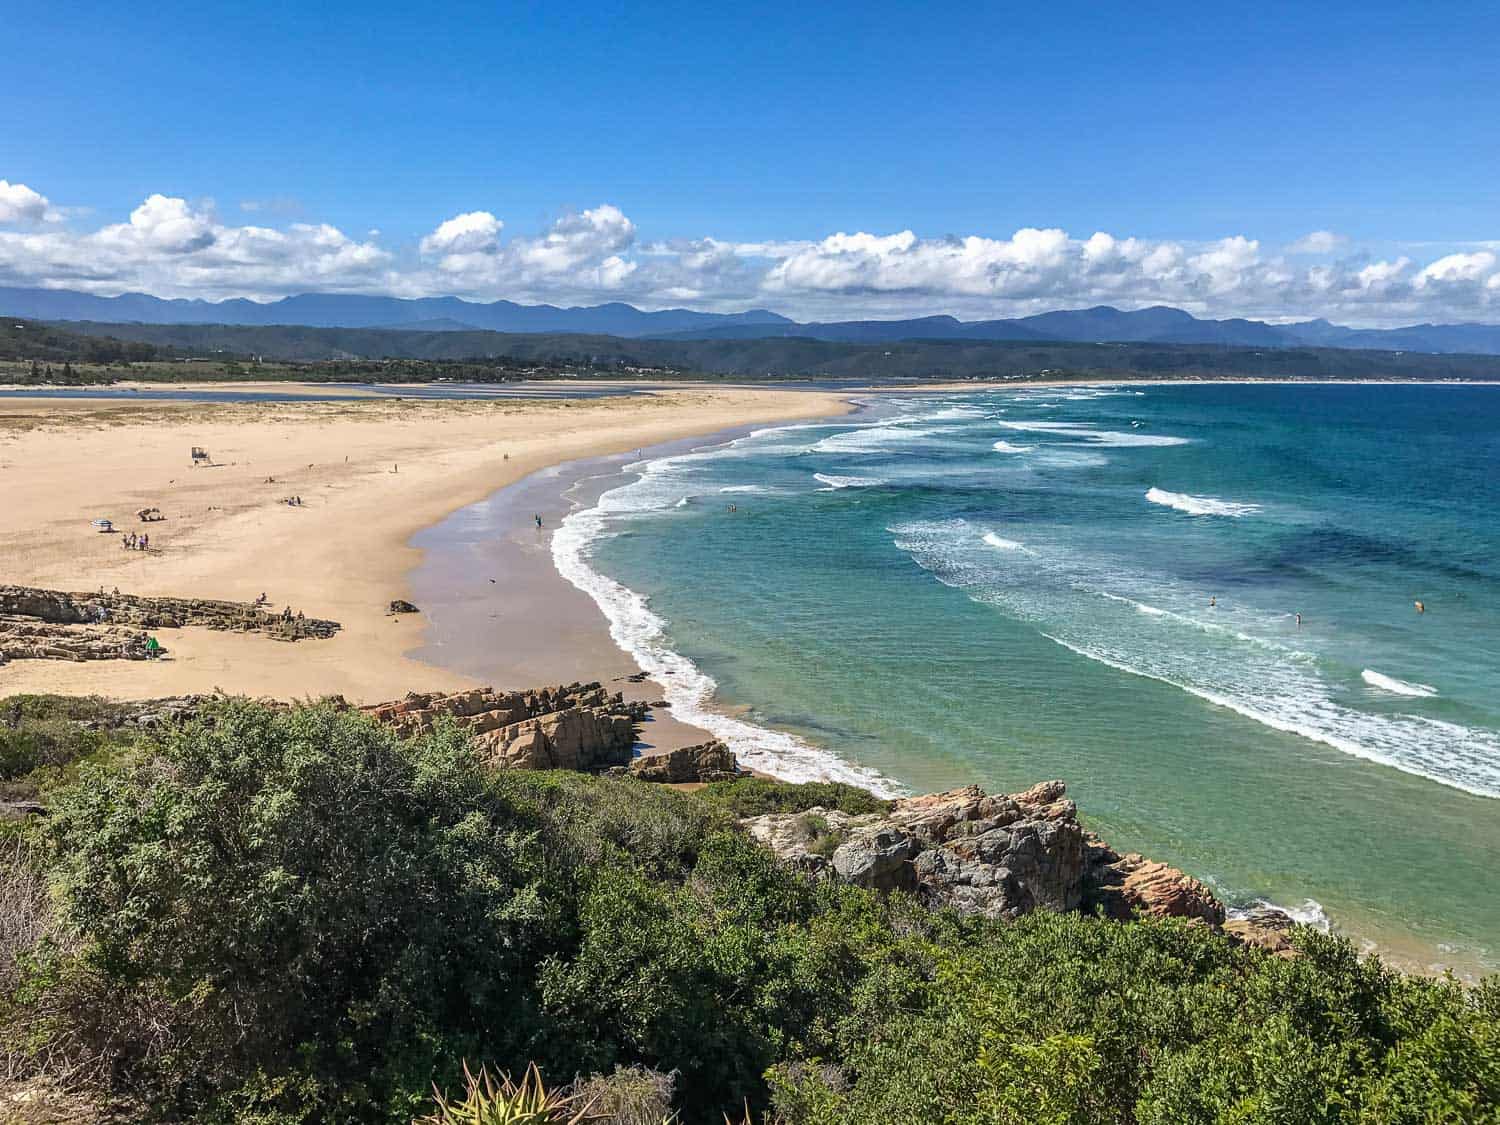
417;1062;596;1125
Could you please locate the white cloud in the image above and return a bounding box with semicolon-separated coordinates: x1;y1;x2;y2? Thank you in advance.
419;210;503;257
0;180;50;225
4;180;1500;325
1286;230;1348;255
0;190;392;299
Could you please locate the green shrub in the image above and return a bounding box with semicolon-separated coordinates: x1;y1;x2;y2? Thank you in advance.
7;696;1498;1124
696;778;893;819
32;700;563;1121
0;694;137;789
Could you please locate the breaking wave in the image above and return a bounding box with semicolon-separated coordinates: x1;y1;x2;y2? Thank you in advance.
1362;669;1438;698
814;473;886;490
1145;487;1261;517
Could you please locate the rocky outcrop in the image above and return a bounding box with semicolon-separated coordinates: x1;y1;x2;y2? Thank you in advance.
744;780;1226;927
0;617;153;662
364;683;646;772
388;600;420;614
1224;906;1298;957
0;585;339;663
744;781;1089;920
627;741;746;784
1081;836;1225;926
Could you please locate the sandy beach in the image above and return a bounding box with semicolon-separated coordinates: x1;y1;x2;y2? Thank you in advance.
0;384;849;711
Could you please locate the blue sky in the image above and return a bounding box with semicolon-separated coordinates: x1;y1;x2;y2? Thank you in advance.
3;0;1498;323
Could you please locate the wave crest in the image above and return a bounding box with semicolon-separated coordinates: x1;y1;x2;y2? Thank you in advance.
1362;669;1438;697
1146;487;1261;517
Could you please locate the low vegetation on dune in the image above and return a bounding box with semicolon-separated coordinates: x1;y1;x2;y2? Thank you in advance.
1;697;1496;1123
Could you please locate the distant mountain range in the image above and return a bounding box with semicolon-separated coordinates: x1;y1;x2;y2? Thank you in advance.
0;288;792;338
5;286;1500;356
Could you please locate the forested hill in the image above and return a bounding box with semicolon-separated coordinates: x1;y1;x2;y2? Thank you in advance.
23;317;1500;383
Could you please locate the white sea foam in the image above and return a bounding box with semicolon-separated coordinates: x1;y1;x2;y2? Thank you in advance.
811;425;940;455
1227;898;1332;932
1362;669;1438;698
888;518;1500;799
814;473;886;490
982;531;1024;551
719;484;772;494
996;420;1095;434
1086;431;1191;448
552;464;903;794
674;496;690;508
1038;631;1500;798
1145;487;1261;517
998;419;1190;448
992;440;1032;453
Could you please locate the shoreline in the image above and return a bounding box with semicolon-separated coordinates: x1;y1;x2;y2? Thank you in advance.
433;381;1498;981
0;384;850;703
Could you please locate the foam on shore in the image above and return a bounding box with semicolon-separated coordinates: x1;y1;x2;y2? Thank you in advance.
552;440;903;795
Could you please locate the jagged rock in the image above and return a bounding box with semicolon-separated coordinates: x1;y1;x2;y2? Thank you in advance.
628;741;745;783
0;585;339;663
832;825;923;891
388;599;420;614
1224;906;1299;957
1082;835;1226;926
364;682;641;773
743;781;1088;920
743;781;1221;926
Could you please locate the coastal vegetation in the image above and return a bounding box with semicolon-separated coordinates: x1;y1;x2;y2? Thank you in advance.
8;317;1500;387
2;697;1496;1122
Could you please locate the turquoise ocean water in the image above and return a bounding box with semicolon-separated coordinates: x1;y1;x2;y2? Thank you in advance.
552;383;1500;973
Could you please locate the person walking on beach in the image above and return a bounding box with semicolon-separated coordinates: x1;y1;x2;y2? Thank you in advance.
535;513;543;528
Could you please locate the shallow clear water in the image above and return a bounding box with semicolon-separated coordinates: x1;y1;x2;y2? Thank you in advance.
559;383;1500;974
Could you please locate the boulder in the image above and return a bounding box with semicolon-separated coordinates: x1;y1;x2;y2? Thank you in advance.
628;741;745;783
831;825;924;891
365;682;642;773
388;599;420;614
1224;906;1299;957
743;781;1089;920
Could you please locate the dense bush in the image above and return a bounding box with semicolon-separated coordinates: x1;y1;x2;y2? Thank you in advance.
25;702;566;1121
2;699;1496;1123
0;694;137;794
696;777;894;819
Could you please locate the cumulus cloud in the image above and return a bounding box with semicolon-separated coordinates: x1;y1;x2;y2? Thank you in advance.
4;180;1500;325
0;190;391;299
1286;230;1348;255
419;210;503;257
0;180;50;224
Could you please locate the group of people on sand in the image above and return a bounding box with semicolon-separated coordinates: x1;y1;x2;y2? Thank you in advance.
121;532;150;551
284;495;305;507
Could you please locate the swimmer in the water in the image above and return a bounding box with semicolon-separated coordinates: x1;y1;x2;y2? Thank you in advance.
1415;600;1425;614
1209;596;1216;608
1295;612;1302;628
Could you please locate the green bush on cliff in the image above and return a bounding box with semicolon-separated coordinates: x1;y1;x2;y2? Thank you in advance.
3;699;1497;1123
696;776;894;819
29;701;565;1121
0;694;136;793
